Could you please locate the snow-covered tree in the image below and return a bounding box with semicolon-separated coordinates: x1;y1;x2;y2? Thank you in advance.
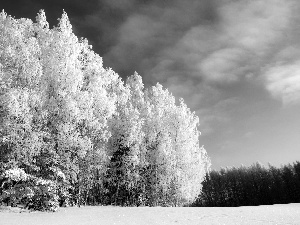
0;10;210;208
141;83;210;205
0;9;120;204
0;10;45;173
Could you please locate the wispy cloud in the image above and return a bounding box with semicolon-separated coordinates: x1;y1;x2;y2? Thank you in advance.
264;62;300;104
196;97;240;136
159;0;293;84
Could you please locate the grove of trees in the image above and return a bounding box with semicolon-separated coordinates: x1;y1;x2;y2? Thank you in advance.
0;10;210;211
193;161;300;207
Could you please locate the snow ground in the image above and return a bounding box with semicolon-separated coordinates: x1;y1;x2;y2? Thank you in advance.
1;204;300;225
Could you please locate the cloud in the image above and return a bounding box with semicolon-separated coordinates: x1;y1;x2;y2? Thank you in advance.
219;0;291;52
199;48;247;82
196;97;240;136
264;62;300;104
101;0;136;10
244;132;254;139
167;0;292;84
103;0;220;78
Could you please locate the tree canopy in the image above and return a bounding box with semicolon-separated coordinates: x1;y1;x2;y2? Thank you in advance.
0;10;210;209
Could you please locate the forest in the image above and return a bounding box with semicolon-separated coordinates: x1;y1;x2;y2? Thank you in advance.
0;10;210;211
193;161;300;207
1;10;298;212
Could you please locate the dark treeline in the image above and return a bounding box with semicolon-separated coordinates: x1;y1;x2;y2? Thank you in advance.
192;161;300;207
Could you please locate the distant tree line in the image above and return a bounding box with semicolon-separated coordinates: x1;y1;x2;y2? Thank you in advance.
192;161;300;207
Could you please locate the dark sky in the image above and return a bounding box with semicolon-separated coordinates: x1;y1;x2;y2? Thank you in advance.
2;0;300;170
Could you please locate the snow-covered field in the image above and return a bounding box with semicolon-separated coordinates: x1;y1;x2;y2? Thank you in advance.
1;204;300;225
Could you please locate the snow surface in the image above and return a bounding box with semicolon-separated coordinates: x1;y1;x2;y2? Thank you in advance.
1;204;300;225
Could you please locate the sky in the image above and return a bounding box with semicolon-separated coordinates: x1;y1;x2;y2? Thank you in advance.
2;0;300;170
